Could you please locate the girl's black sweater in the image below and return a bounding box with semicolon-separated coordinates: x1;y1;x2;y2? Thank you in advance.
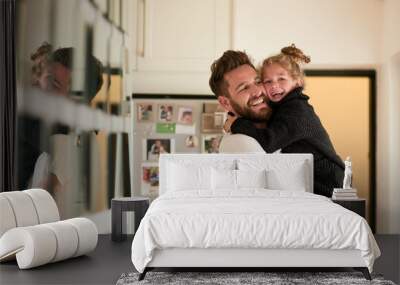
230;87;344;197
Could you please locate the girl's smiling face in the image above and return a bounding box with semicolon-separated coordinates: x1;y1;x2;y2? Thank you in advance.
262;63;301;102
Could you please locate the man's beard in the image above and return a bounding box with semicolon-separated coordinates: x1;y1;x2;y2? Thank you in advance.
229;97;271;122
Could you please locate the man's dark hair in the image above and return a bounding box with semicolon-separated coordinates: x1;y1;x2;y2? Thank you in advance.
209;50;255;98
50;47;104;101
51;47;73;69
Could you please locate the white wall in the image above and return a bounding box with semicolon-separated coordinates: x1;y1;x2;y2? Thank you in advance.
376;0;400;234
233;0;383;66
132;0;384;95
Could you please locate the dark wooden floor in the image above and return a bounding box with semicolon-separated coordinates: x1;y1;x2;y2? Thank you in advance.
0;234;398;285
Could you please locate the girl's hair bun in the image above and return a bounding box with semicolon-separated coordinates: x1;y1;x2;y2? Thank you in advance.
281;44;311;64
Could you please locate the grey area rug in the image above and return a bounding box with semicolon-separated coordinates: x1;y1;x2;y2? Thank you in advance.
116;272;396;285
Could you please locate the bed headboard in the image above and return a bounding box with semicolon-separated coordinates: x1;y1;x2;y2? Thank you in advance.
159;153;313;195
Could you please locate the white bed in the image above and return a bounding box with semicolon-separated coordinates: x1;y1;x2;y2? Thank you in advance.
131;154;380;280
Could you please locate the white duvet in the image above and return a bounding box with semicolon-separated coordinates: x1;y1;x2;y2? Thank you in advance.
131;190;380;273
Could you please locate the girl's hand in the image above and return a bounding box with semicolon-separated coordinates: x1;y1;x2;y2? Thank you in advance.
223;112;237;133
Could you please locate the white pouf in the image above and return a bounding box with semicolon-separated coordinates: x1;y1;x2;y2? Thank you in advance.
0;226;57;269
42;221;79;262
64;218;98;257
24;188;60;223
0;196;17;237
1;191;39;227
0;189;98;269
0;218;98;269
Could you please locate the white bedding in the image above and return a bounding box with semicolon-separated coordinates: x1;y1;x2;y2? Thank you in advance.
131;190;380;273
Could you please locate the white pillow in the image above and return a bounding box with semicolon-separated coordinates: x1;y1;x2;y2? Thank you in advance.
237;169;267;189
212;168;237;190
266;162;307;191
212;168;267;191
167;163;212;191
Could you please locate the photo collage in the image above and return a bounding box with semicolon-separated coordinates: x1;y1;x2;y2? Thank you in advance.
135;101;226;199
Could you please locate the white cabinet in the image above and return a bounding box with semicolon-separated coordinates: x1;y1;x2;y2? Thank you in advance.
132;0;232;94
137;0;231;72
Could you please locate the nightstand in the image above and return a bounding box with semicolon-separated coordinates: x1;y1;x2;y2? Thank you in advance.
332;198;366;218
111;197;150;242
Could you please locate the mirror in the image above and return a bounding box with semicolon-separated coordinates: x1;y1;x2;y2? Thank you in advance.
16;0;129;219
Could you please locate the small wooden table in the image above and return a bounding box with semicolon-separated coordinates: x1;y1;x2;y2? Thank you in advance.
111;197;150;242
332;198;366;218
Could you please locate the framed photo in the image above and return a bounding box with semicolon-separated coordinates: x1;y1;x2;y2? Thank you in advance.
177;106;193;125
158;104;174;122
141;162;159;199
201;113;224;133
137;103;154;122
143;138;175;161
203;102;225;113
213;112;227;128
185;135;198;148
201;134;223;153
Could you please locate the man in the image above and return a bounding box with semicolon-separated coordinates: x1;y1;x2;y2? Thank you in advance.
209;50;272;129
209;50;344;197
209;50;273;154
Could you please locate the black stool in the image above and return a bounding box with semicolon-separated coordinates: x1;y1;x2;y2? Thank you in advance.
111;197;150;242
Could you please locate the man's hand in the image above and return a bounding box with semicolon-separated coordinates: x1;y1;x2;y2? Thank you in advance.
223;112;237;133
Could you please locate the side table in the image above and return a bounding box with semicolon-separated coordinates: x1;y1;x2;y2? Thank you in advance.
332;198;366;218
111;197;150;242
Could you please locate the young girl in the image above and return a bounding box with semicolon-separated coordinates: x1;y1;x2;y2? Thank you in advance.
228;44;344;197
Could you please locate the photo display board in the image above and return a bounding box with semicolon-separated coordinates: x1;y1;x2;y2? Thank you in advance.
131;96;226;199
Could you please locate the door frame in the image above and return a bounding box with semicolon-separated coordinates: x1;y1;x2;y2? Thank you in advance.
305;69;376;232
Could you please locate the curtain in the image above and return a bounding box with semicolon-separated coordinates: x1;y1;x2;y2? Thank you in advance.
0;0;16;192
